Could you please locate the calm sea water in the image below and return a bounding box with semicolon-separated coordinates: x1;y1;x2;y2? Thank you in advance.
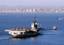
0;13;64;45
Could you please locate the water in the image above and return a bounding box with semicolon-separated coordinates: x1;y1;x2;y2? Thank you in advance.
0;13;64;45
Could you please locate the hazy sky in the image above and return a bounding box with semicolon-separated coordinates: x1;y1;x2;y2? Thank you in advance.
0;0;64;7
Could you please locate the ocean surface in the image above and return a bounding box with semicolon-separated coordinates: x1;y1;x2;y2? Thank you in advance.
0;13;64;45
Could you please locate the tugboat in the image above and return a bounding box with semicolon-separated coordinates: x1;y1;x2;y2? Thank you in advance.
5;19;41;38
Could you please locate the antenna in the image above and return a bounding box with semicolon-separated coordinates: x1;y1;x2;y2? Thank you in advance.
33;16;38;23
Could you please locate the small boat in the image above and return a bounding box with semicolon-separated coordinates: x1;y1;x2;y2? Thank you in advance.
5;19;41;38
52;26;57;30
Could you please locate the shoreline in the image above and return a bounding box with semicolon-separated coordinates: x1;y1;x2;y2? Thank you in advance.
0;8;64;13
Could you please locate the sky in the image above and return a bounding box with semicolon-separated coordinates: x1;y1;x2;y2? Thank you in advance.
0;0;64;7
